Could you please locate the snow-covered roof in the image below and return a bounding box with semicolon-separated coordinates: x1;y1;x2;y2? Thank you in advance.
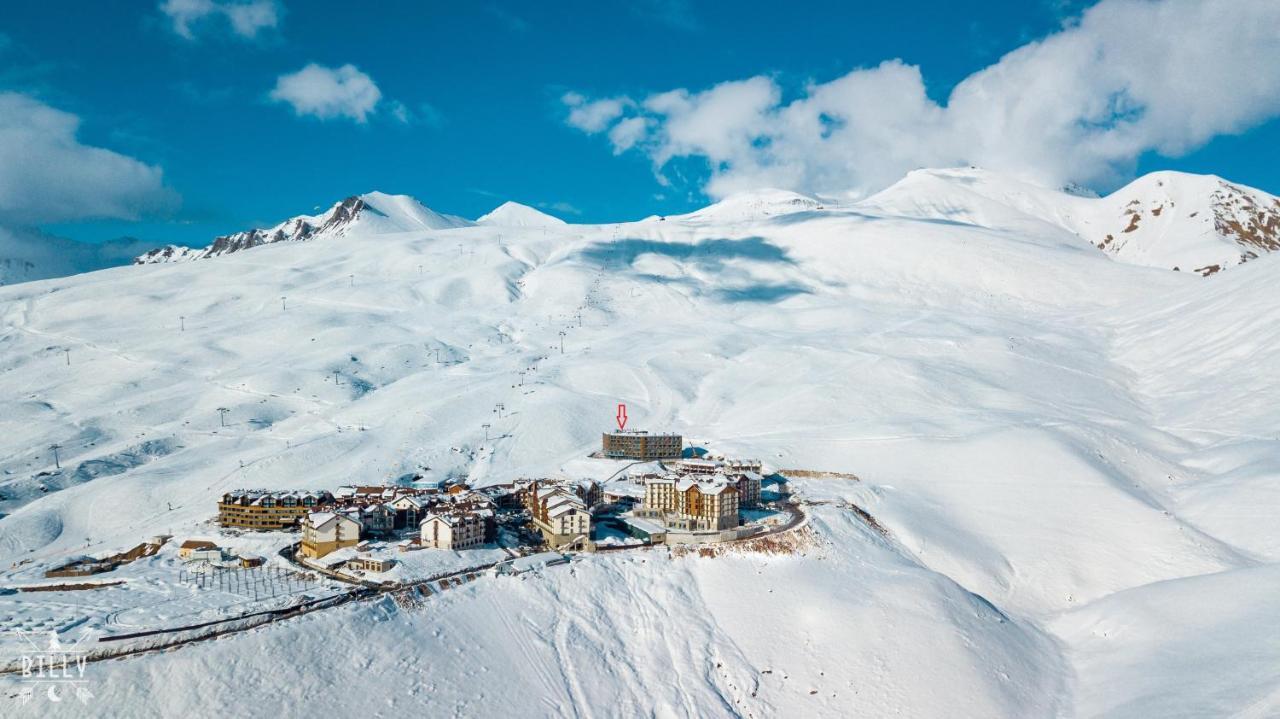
508;552;569;573
603;483;645;498
545;493;582;509
680;459;720;468
649;475;737;495
420;510;481;528
623;517;667;535
308;512;361;529
547;502;583;518
393;495;430;509
319;547;358;568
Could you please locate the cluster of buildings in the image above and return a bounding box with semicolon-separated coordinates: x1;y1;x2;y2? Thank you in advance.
518;479;601;551
626;457;765;541
176;539;264;569
215;485;506;562
418;492;497;551
208;431;775;568
298;487;499;560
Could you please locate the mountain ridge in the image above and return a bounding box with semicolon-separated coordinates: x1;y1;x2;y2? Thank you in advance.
860;167;1280;275
135;192;472;265
84;168;1279;274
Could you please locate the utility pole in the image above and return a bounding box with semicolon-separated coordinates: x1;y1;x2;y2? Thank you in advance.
64;348;71;366
418;264;423;276
482;423;490;442
518;371;525;386
349;274;354;287
332;369;342;386
494;403;505;419
281;296;287;311
180;316;185;332
558;331;566;354
50;444;61;469
434;348;442;364
217;407;230;427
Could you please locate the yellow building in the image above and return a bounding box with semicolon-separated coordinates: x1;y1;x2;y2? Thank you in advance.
641;476;739;531
300;512;361;559
177;539;220;560
218;490;332;531
524;482;593;550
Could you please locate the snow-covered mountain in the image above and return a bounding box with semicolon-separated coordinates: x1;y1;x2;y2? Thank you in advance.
680;188;827;223
132;170;1280;276
1081;171;1280;275
135;191;472;264
861;167;1280;275
476;201;568;227
3;167;1280;717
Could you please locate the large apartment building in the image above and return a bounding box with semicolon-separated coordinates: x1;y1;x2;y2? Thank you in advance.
640;476;740;531
525;481;593;550
300;512;362;558
419;492;497;550
218;490;333;530
419;510;487;550
669;458;763;508
602;430;683;460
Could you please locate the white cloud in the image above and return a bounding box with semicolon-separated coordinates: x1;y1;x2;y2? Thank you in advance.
608;116;649;153
562;92;628;134
538;201;582;216
385;100;444;128
160;0;280;40
389;100;411;124
270;64;382;123
0;93;176;225
565;0;1280;198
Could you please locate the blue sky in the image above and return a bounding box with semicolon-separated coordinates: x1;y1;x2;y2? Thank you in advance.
1;0;1278;247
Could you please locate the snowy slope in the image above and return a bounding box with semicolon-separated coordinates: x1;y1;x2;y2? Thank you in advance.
476;201;568;227
680;188;827;224
2;167;1279;716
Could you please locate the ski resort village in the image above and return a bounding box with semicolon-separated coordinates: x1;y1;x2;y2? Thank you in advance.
7;159;1280;711
1;403;810;694
6;166;1280;716
5;1;1280;714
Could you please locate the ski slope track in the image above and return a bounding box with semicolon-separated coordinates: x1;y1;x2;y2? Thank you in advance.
2;168;1279;717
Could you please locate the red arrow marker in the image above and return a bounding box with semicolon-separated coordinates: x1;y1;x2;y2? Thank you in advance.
616;403;628;430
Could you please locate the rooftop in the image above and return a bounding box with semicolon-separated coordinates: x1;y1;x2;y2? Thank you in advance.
605;430;682;438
